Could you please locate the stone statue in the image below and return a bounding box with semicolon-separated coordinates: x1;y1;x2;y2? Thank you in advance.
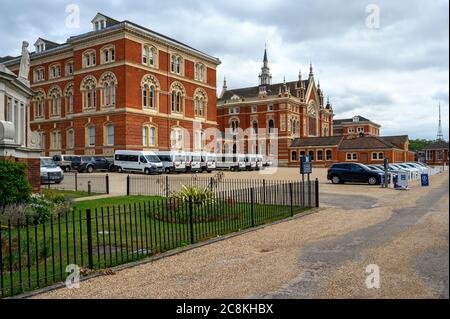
18;41;30;84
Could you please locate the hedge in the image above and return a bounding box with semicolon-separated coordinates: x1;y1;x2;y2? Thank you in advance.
0;160;32;207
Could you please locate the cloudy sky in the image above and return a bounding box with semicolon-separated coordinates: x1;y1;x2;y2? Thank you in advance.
0;0;448;140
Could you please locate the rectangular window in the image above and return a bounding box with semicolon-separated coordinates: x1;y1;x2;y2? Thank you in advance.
107;125;114;145
68;130;74;149
88;127;95;146
326;150;332;161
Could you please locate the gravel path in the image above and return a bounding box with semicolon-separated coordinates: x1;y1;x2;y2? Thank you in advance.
34;172;449;299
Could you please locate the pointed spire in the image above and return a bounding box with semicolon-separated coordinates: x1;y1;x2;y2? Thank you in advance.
223;76;227;90
309;62;314;77
298;69;302;81
263;43;268;64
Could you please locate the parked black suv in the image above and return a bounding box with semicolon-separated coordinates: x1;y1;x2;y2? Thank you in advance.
327;163;383;185
71;156;115;173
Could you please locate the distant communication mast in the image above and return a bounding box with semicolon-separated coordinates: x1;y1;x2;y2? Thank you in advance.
437;102;444;141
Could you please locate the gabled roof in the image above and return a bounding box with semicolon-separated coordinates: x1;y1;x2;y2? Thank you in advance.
219;80;310;102
423;140;449;150
91;12;120;27
0;56;16;63
34;38;61;50
382;135;409;149
290;136;344;148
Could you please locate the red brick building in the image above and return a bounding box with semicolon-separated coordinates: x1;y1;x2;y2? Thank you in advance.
217;49;334;166
333;115;381;138
423;140;449;166
289;134;415;167
3;13;221;157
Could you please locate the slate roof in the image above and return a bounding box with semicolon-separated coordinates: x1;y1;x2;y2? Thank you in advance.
3;13;219;66
382;135;409;149
422;140;449;150
0;56;15;63
290;135;410;151
340;136;399;150
219;80;310;102
333;116;373;126
290;136;344;148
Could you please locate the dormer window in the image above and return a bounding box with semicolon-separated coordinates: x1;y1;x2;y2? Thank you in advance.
353;116;360;123
34;39;46;53
93;19;106;31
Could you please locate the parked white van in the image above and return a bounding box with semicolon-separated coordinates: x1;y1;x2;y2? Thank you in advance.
185;152;202;173
246;154;258;171
200;152;216;173
114;151;163;175
216;153;246;171
154;151;187;174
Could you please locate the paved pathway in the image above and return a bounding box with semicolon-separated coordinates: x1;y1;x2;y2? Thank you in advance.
34;172;449;299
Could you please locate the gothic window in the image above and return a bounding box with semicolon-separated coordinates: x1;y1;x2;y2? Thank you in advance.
81;76;97;110
64;83;74;114
308;102;318;136
33;91;45;118
194;88;207;118
230;118;240;133
48;86;62;116
141;74;160;110
268;119;275;134
170;82;185;114
99;72;117;108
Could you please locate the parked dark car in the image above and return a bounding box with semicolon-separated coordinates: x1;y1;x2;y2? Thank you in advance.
71;156;115;173
327;163;383;185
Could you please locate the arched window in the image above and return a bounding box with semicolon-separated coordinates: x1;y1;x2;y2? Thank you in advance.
141;74;160;110
308;150;315;161
308;102;318;136
170;54;183;75
99;72;117;108
230;118;240;133
81;76;97;111
64;83;74;114
83;50;96;68
170;82;185;114
104;123;114;146
48;86;62;116
101;45;115;64
194;88;207;118
317;150;323;161
49;64;61;79
143;125;157;147
33;90;46;118
142;45;157;67
194;63;206;82
326;150;332;161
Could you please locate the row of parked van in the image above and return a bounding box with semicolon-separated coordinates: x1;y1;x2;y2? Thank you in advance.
52;151;272;175
114;151;271;175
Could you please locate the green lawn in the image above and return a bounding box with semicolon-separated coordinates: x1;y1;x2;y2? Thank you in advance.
1;194;310;298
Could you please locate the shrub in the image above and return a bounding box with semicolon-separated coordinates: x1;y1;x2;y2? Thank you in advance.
171;185;215;206
0;160;32;207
